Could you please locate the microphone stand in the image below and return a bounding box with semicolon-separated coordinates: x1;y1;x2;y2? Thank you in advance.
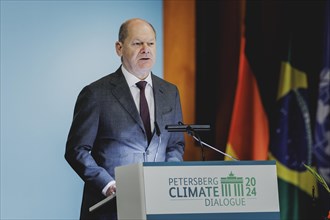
186;125;205;161
186;125;238;161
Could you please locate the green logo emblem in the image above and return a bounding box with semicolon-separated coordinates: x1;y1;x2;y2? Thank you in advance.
221;172;256;197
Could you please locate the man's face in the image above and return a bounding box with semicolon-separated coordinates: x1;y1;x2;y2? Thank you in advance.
116;20;156;79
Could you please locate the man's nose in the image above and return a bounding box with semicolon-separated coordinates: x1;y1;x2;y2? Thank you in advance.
141;43;150;53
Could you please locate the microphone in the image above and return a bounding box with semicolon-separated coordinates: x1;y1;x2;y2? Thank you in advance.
165;124;211;132
166;122;238;161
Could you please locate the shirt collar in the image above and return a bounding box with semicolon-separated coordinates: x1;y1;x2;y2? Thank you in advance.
121;65;153;88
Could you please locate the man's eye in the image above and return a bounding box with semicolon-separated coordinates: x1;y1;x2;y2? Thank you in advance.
148;42;154;46
133;42;142;46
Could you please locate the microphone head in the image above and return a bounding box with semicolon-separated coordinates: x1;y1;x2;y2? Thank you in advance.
165;124;211;132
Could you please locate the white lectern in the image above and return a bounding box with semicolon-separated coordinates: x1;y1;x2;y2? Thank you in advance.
115;160;280;220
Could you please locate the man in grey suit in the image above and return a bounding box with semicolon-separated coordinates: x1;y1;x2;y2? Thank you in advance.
65;18;185;220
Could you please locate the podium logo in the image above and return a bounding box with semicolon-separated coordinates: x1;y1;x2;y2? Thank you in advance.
220;172;244;197
220;171;256;197
204;172;257;207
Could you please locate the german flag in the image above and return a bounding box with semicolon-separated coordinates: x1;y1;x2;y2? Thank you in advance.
225;1;269;161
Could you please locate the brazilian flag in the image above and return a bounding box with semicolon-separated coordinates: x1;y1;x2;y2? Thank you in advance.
268;55;318;220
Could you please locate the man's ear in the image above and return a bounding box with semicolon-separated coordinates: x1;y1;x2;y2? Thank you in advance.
115;41;123;56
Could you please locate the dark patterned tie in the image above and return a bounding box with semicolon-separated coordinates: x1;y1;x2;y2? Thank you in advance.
136;81;152;144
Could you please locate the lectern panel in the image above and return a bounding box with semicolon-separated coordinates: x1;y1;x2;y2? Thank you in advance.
116;161;280;220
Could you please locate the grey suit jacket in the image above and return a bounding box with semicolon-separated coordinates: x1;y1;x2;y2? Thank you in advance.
65;67;185;219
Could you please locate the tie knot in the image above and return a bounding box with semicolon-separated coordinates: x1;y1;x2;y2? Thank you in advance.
136;81;147;90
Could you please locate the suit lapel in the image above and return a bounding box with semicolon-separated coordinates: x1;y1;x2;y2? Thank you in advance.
110;69;144;129
152;75;172;133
